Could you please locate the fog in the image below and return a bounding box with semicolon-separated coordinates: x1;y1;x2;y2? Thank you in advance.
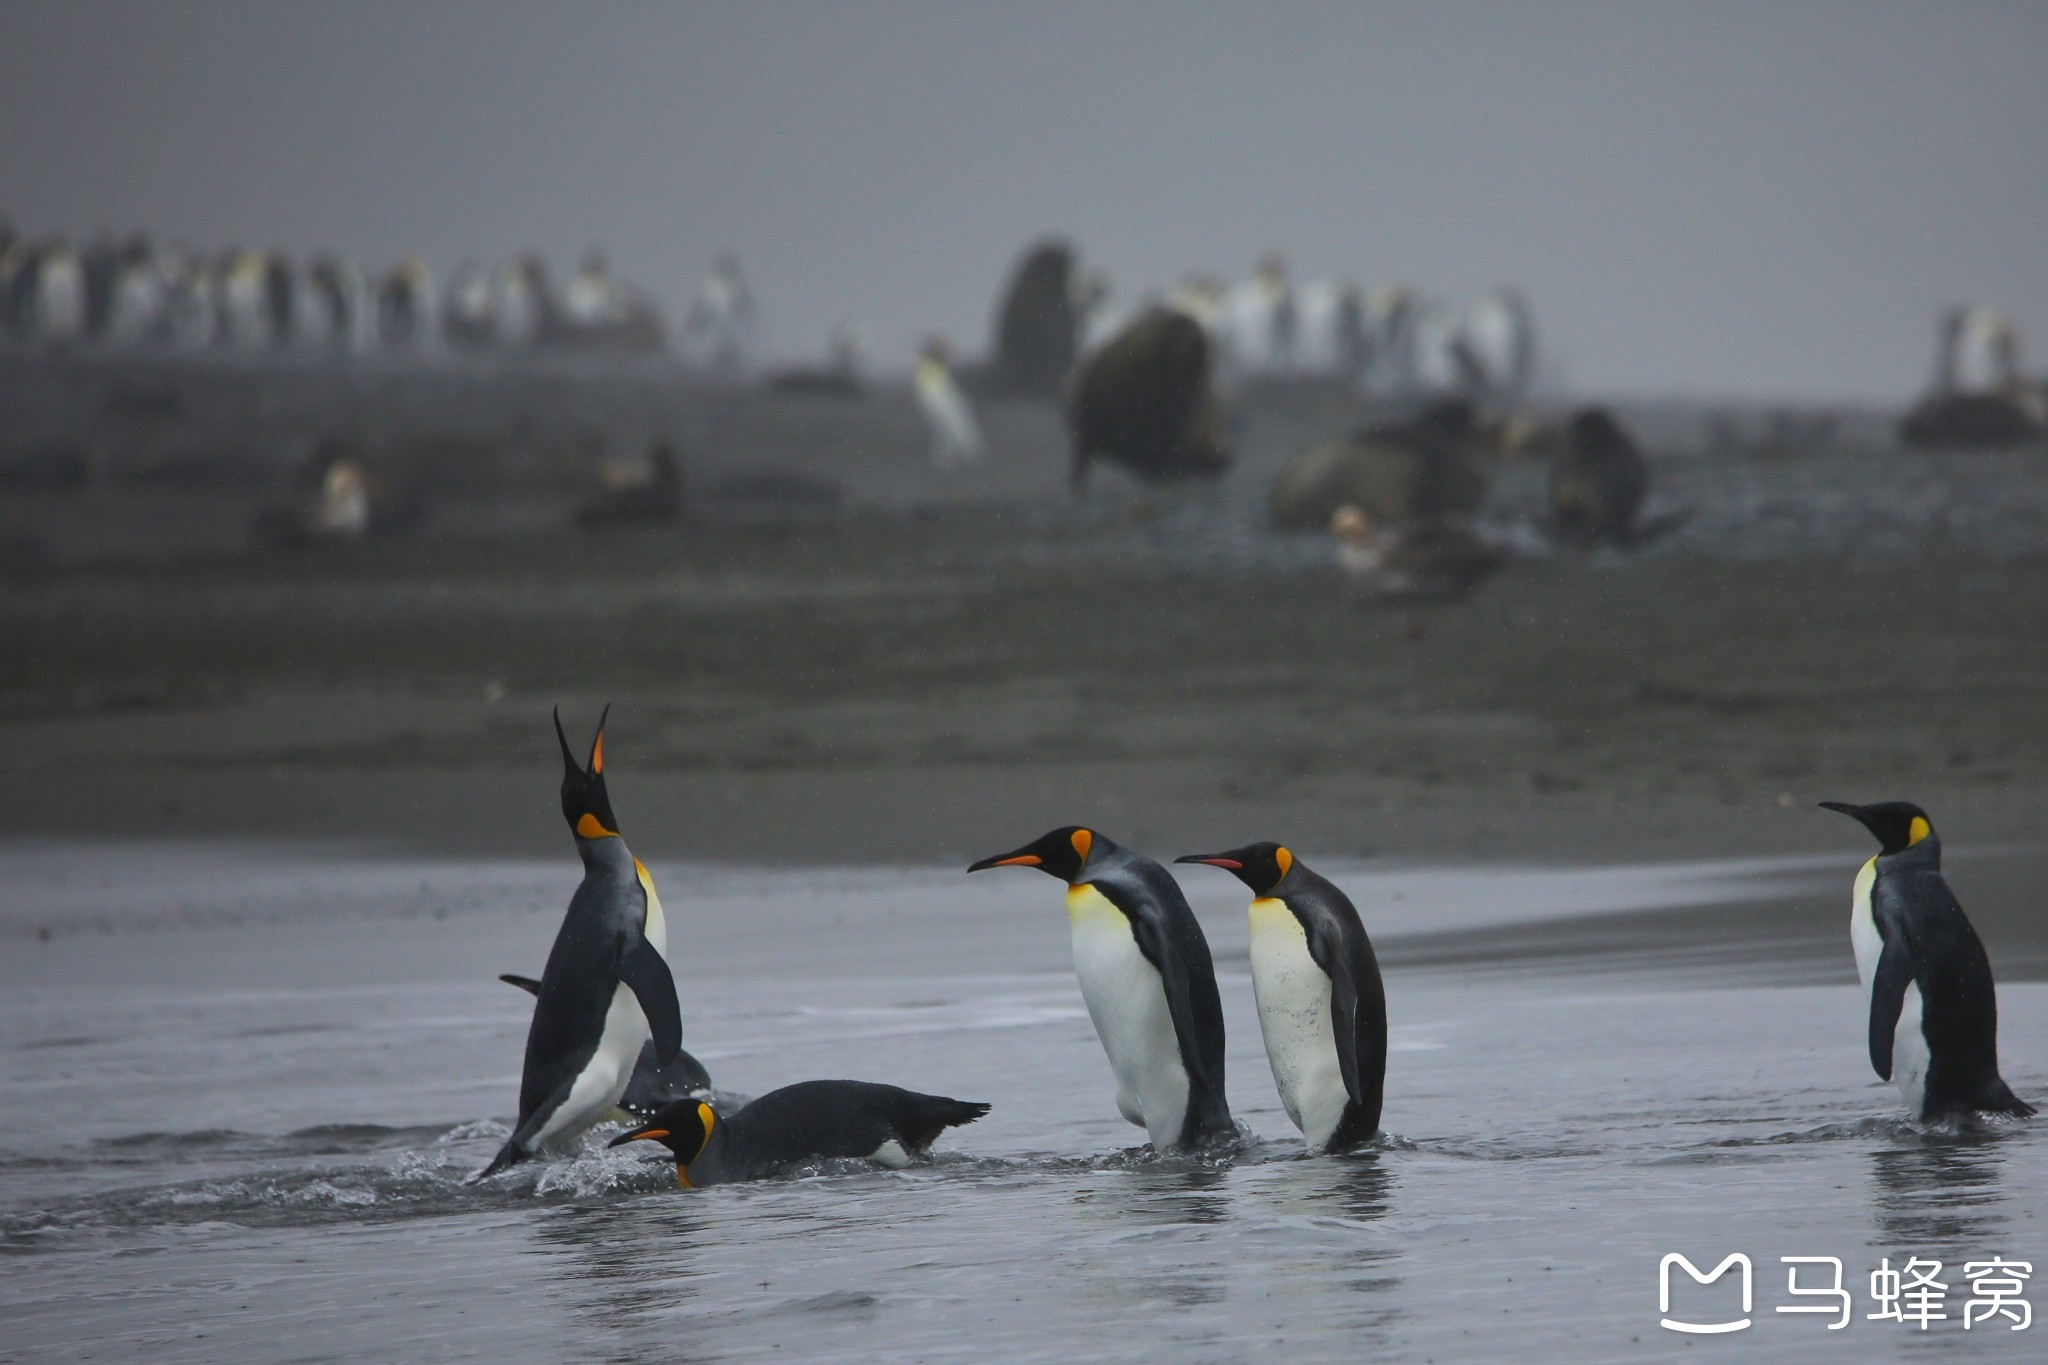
3;0;2042;398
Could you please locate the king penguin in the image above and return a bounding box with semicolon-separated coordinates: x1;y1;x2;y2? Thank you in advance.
1178;843;1386;1152
1819;801;2033;1122
967;827;1233;1151
477;708;684;1178
609;1082;990;1188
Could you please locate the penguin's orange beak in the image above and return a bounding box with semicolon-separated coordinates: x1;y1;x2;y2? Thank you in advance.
1175;855;1242;869
967;851;1040;872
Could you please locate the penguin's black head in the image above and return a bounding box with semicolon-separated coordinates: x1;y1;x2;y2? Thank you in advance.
554;705;620;841
1818;800;1934;855
967;826;1098;883
1176;841;1295;896
608;1099;716;1187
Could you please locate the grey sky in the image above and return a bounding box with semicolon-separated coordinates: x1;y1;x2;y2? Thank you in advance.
2;1;2042;399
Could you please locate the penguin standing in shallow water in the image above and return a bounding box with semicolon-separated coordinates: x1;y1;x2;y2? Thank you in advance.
1819;801;2032;1122
478;709;684;1178
1178;843;1386;1152
610;1082;989;1188
968;827;1233;1151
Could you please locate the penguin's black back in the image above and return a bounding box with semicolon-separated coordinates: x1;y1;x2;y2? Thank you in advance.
1282;865;1389;1149
721;1080;990;1180
1090;846;1234;1146
1874;845;2032;1118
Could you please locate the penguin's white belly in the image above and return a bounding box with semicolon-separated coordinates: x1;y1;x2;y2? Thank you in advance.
532;983;647;1152
1849;856;1881;990
1066;884;1190;1150
1248;898;1350;1151
1893;983;1930;1117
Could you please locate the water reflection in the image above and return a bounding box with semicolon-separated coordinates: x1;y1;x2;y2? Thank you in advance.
1866;1132;2010;1253
1066;1162;1235;1310
530;1198;708;1334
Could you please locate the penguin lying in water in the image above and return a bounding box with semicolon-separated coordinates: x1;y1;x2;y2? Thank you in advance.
969;827;1234;1152
1819;800;2033;1122
477;709;684;1179
1178;843;1386;1153
609;1083;990;1188
497;973;712;1118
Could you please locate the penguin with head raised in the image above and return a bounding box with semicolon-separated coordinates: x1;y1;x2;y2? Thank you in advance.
968;827;1233;1151
609;1081;989;1188
1178;842;1385;1152
1818;801;2033;1122
477;708;684;1178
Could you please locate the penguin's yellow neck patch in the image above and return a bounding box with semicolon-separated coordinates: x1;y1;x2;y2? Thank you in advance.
1907;816;1931;847
575;813;617;840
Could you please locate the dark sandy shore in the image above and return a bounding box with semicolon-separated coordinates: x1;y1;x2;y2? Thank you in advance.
4;504;2046;968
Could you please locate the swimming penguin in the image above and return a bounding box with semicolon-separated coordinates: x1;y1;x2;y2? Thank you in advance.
609;1082;989;1188
967;827;1233;1151
477;709;684;1178
498;972;711;1117
1176;844;1386;1152
1818;801;2033;1122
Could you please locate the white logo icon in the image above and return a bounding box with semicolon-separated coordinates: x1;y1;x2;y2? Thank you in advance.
1661;1253;1753;1334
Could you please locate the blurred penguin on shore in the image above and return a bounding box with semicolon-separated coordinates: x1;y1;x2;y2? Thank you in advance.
1549;407;1650;546
1270;398;1485;532
990;239;1097;397
685;254;758;375
915;338;984;467
1066;306;1230;491
1899;306;2046;449
1331;504;1500;601
576;441;684;528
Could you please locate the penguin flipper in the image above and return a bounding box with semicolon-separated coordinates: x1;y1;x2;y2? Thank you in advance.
1312;920;1387;1135
1868;940;1914;1082
619;935;683;1065
499;973;543;996
1119;895;1229;1143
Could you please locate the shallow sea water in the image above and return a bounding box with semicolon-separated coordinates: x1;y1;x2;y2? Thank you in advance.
1;843;2043;1362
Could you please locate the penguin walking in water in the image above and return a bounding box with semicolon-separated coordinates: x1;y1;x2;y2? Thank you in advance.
477;709;684;1178
1818;801;2033;1122
610;1082;990;1188
498;973;712;1119
968;827;1233;1151
1178;843;1386;1152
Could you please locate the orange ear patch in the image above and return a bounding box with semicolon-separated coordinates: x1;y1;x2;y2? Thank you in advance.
697;1103;717;1136
1908;816;1931;846
575;813;616;839
1070;829;1093;861
1274;846;1293;879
